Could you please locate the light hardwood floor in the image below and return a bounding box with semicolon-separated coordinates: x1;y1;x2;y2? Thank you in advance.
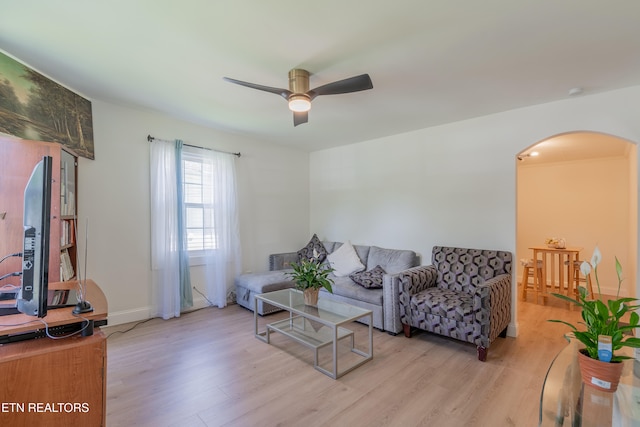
104;297;582;427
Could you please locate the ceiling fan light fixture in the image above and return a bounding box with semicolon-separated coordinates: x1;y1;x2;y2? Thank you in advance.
224;68;372;126
288;94;311;112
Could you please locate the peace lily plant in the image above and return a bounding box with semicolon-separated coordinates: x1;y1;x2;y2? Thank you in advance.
287;249;334;295
287;258;334;293
549;246;640;362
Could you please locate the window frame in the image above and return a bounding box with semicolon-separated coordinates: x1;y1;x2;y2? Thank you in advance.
181;147;216;263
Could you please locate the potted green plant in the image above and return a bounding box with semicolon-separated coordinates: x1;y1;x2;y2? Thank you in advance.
549;246;640;392
287;258;334;306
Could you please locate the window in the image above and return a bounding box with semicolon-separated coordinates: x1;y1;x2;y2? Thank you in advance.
182;148;216;252
151;138;240;310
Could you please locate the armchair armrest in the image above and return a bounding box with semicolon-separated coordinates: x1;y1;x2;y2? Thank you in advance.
474;273;512;341
473;273;511;309
382;265;436;334
397;265;438;295
394;265;438;333
269;252;298;271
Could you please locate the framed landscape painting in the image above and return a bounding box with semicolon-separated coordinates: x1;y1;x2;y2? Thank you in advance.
0;50;94;159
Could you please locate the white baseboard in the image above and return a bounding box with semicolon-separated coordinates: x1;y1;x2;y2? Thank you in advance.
104;296;216;327
507;322;518;338
105;307;153;327
188;297;215;311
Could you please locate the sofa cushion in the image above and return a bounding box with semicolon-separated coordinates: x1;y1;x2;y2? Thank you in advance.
325;276;383;305
367;246;418;273
350;265;386;289
325;242;370;264
297;234;328;262
323;241;338;253
235;270;293;293
352;244;371;265
327;241;365;276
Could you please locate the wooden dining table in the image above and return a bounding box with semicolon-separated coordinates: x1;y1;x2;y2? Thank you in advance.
529;246;583;309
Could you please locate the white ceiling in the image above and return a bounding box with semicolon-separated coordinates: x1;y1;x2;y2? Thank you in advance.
1;1;640;152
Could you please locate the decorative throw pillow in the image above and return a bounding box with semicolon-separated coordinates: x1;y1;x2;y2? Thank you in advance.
327;241;365;277
297;234;328;262
350;265;386;289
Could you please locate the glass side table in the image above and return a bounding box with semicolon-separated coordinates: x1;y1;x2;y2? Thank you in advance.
540;334;640;426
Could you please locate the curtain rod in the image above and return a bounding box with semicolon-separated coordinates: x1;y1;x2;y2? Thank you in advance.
147;135;241;157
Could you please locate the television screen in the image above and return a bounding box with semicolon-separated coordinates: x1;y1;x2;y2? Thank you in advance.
17;155;52;317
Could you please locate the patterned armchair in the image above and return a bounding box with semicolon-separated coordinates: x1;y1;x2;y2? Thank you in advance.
398;246;512;361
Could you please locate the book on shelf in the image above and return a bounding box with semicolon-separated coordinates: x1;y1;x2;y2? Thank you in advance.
60;249;75;281
61;220;66;246
60;219;75;247
49;289;64;306
60;160;76;216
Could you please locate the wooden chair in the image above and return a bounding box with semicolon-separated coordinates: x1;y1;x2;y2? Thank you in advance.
520;258;544;303
565;259;594;299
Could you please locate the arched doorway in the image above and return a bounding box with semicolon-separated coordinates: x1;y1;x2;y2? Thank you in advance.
516;131;637;315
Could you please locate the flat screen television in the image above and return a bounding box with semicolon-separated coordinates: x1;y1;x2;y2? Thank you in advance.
16;155;53;317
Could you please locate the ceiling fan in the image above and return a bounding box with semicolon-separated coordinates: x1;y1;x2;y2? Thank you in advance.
223;69;373;126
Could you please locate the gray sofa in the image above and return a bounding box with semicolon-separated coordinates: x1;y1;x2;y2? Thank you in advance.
235;241;420;334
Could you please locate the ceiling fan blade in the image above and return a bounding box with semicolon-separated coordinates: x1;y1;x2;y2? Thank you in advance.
308;74;373;100
223;77;291;100
293;111;308;127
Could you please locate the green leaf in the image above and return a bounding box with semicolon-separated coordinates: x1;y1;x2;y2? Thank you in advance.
630;311;640;326
608;299;621;316
550;293;582;307
612;355;633;362
622;337;640;348
286;258;335;293
548;319;578;330
594;300;608;318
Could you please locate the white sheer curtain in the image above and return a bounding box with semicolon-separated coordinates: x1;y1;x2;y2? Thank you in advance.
202;148;242;307
150;139;192;319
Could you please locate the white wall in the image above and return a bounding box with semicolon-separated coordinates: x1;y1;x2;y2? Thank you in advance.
80;100;310;325
77;86;640;330
517;155;633;296
310;85;640;335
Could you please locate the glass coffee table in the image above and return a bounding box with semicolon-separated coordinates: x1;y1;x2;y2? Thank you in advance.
254;289;373;379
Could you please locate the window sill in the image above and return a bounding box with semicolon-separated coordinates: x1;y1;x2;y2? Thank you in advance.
188;250;218;266
188;253;207;267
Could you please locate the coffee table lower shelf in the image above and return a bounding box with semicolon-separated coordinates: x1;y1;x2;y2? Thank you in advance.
263;316;355;349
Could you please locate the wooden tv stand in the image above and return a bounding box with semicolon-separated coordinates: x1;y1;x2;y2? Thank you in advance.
0;280;108;427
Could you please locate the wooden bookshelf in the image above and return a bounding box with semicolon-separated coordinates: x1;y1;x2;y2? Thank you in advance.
0;136;78;283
